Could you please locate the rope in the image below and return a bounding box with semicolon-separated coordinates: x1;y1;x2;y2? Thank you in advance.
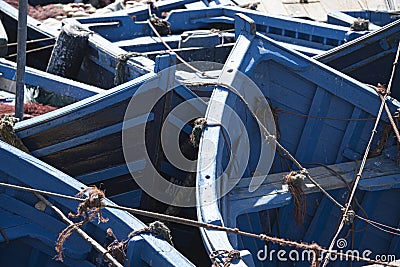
322;43;400;266
355;215;400;236
6;44;55;58
106;221;173;264
55;187;108;261
284;171;306;225
114;52;141;86
275;107;376;121
184;81;344;210
0;115;30;153
0;36;56;48
146;15;217;79
350;18;370;31
386;41;400;96
323;94;385;266
189;118;207;148
367;84;400;147
210;250;241;267
33;193;121;267
128;221;173;245
190;117;231;155
0;183;397;266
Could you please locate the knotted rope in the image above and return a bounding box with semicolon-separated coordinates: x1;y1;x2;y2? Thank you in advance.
106;221;173;264
150;15;171;36
190;118;207;148
351;18;369;31
343;209;356;225
284;170;306;225
55;187;107;261
0;115;29;153
210;249;241;267
114;52;146;86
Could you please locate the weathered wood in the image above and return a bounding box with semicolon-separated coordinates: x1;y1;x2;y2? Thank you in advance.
0;20;8;57
46;22;91;79
230;155;400;201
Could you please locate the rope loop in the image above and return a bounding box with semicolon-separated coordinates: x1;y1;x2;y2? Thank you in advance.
210;249;242;267
128;221;173;246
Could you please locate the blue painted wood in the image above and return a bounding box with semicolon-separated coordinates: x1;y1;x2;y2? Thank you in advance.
31;112;154;157
77;160;146;184
197;19;400;266
341;10;400;26
0;140;194;266
4;53;211;264
0;58;104;100
315;19;400;100
68;5;372;89
327;11;381;30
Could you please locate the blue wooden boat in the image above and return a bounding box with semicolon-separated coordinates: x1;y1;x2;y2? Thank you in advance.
73;5;368;64
315;18;400;100
5;53;211;265
0;140;194;266
11;54;195;208
196;15;400;266
64;5;372;89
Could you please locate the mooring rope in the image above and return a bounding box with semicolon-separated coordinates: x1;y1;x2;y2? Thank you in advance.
210;249;242;267
54;187;108;262
284;170;306;226
0;115;30;153
184;80;344;210
146;9;218;79
322;41;400;267
113;51;149;86
6;44;55;58
33;192;122;267
0;36;56;48
0;183;397;266
106;221;173;264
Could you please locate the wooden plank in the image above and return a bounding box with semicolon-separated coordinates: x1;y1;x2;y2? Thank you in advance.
293;87;330;163
31;113;153;157
0;58;104;99
77;159;146;184
230;154;400;202
335;107;361;162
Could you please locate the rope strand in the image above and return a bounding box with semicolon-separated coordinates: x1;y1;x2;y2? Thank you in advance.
0;36;56;48
1;182;397;266
33;193;122;267
6;44;54;58
322;42;400;266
